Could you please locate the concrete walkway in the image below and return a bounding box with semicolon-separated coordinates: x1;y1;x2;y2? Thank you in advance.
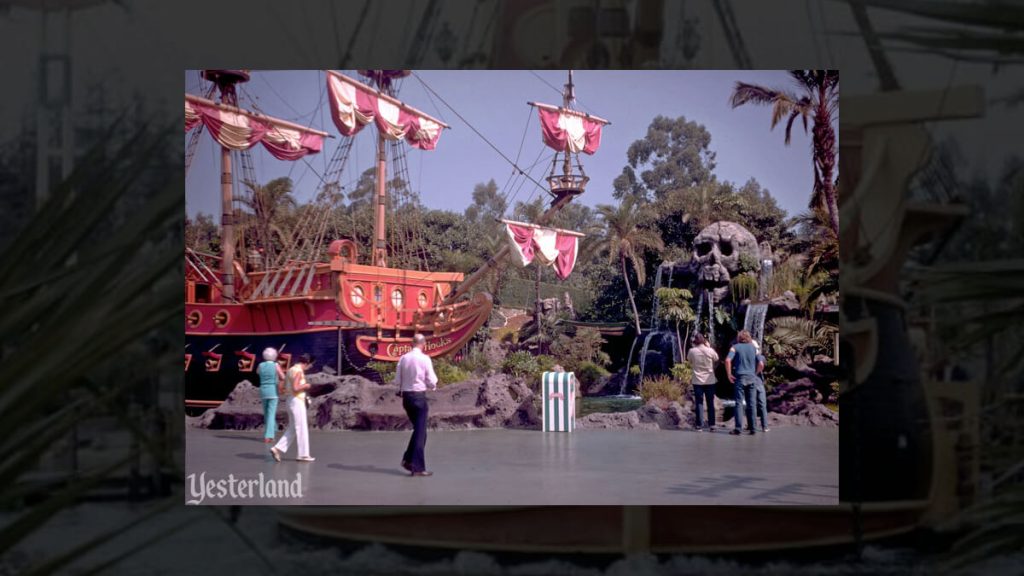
185;427;837;506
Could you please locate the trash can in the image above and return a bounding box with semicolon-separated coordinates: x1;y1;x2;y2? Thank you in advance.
541;371;577;432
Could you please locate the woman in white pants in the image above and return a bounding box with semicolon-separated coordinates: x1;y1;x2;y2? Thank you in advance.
270;353;315;462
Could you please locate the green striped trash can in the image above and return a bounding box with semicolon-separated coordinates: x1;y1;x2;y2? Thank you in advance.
541;371;576;432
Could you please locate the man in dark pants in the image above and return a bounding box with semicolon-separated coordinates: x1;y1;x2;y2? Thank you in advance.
725;330;763;435
394;334;438;476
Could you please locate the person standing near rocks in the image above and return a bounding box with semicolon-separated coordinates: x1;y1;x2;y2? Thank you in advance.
687;333;719;432
257;347;287;443
726;331;763;435
270;353;315;462
394;334;438;477
752;340;769;433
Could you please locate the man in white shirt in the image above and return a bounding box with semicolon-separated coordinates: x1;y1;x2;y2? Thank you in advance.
394;334;438;476
687;333;720;432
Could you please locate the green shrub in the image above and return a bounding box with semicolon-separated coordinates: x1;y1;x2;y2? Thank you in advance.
434;358;471;387
738;252;760;274
535;354;559;374
730;274;758;302
367;361;396;384
629;365;641;377
502;350;539;380
638;375;683;406
670;362;693;387
576;361;610;389
456;346;492;375
549;328;610;370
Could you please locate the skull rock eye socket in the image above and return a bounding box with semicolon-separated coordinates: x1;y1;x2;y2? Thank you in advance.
720;241;733;256
696;242;712;256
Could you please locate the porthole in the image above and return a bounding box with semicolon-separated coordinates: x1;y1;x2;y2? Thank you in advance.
391;289;404;311
350;284;365;307
418;291;428;309
187;310;202;328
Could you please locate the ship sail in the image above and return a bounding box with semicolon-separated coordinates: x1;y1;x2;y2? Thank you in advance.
533;102;607;155
184;94;326;161
326;70;446;150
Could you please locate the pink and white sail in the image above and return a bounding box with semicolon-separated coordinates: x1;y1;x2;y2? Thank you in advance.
326;71;445;150
184;94;325;161
534;103;607;155
503;220;583;281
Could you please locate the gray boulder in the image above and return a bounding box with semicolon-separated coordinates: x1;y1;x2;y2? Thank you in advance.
192;373;541;431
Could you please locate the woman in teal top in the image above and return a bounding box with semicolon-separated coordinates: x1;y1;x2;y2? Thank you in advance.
258;347;287;443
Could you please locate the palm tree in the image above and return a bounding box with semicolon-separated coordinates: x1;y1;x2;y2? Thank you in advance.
239;176;297;267
656;287;695;360
595;196;665;334
730;70;840;237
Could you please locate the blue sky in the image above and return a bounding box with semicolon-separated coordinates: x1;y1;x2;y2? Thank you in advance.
185;69;820;222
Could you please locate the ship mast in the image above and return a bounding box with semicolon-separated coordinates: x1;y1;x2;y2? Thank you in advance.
374;122;388;267
202;69;250;301
442;70;606;306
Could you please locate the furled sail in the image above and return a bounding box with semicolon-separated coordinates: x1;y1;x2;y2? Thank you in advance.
326;70;445;150
502;220;582;280
184;94;325;161
534;102;606;155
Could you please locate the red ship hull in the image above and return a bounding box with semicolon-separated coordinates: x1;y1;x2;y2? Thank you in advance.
185;253;492;412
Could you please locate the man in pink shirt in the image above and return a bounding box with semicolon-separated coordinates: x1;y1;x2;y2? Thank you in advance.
394;334;438;476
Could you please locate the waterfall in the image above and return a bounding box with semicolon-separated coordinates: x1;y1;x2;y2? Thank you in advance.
620;336;641;395
637;330;657;386
759;259;774;299
743;303;769;346
707;291;716;347
634;263;681;389
649;264;665;329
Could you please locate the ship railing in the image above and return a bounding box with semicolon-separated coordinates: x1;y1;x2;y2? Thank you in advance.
547;173;589;196
247;260;325;301
186;248;223;287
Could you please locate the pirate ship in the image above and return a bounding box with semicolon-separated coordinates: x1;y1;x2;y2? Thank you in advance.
184;69;605;411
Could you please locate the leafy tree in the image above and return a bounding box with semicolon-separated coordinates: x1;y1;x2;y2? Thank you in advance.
239;176;297;265
464;179;506;225
550;327;611;370
595;196;665;333
185;212;220;254
346;167;378;211
656;287;695;359
730;70;839;236
612;115;717;203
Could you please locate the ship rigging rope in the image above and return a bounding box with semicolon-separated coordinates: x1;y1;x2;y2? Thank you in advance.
505;145;549;217
497;107;534;215
412;72;550;199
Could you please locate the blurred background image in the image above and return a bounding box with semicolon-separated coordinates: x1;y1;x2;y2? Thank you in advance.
0;1;1022;574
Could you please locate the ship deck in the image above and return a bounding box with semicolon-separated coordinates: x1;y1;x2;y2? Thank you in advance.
185;427;837;506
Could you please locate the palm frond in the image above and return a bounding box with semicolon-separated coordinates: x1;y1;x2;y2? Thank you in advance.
730;82;781;107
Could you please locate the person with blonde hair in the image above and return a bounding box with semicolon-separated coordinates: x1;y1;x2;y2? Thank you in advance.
271;353;315;462
257;347;287;443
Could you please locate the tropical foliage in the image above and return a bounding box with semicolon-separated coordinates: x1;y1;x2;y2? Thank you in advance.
594;195;665;333
638;375;684;407
731;70;840;237
549;328;610;372
656;287;695;358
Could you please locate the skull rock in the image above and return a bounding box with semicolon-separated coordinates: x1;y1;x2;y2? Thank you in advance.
690;221;761;303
